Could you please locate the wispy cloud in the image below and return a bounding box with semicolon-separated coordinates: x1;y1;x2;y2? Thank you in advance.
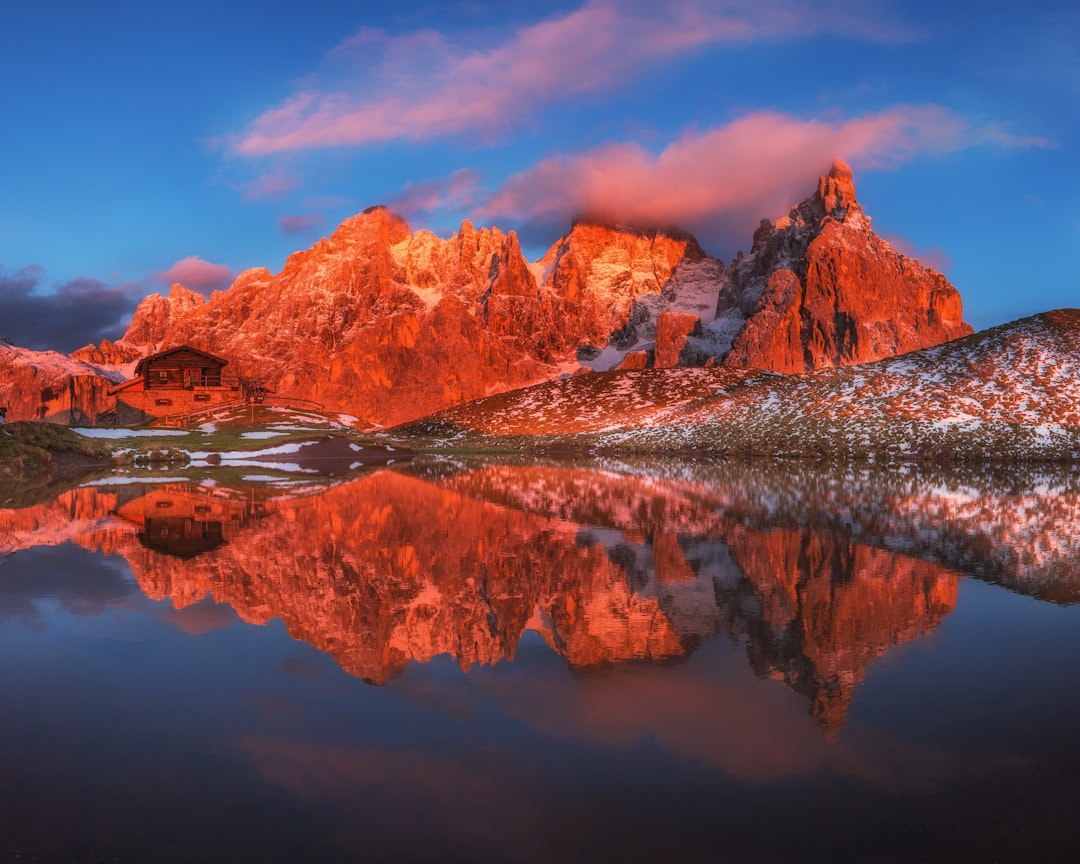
231;0;915;156
389;169;482;220
278;213;326;237
152;256;234;296
476;105;1049;250
234;169;299;201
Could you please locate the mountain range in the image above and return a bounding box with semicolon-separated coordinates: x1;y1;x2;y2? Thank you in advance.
2;160;990;432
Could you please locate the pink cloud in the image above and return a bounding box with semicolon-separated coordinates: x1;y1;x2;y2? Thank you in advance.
153;256;234;297
477;106;1047;251
236;169;298;201
389;169;481;219
232;0;915;155
278;213;326;236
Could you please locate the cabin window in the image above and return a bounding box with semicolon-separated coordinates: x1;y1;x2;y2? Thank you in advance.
194;393;211;402
158;370;168;381
155;398;173;406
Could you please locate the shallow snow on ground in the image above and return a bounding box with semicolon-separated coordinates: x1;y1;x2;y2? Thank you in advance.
240;431;286;439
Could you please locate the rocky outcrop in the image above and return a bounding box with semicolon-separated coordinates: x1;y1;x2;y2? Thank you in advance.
716;159;972;372
121;283;207;347
654;312;704;369
71;338;144;368
0;343;122;423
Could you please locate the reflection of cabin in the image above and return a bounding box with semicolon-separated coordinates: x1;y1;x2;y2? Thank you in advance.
107;345;243;424
115;484;257;559
140;516;226;559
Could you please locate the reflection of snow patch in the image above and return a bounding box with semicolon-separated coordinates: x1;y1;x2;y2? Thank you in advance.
81;476;189;486
74;428;190;439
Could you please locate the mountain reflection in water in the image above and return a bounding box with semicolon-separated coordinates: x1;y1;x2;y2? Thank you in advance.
5;460;1079;733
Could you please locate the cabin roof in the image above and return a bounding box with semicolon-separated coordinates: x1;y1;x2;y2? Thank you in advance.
107;376;145;396
134;345;229;378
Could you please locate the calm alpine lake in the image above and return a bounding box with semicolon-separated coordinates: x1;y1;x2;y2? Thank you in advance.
2;458;1079;863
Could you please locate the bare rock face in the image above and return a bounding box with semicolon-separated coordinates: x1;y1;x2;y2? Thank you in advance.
48;160;972;425
717;159;972;372
71;338;143;368
122;284;206;347
110;209;721;425
0;343;122;422
654;312;703;369
614;350;650;371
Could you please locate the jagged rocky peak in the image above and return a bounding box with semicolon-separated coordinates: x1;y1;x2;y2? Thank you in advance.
715;159;972;373
122;282;206;347
817;157;858;218
769;158;867;237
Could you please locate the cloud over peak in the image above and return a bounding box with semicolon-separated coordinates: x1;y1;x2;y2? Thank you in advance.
152;256;234;296
476;105;1048;252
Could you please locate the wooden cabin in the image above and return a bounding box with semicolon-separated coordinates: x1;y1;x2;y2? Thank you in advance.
108;345;241;423
136;346;228;390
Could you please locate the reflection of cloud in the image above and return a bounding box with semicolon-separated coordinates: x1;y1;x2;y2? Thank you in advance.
0;544;137;627
478;656;848;781
478;107;1048;253
239;737;556;864
230;0;915;155
154;596;239;636
152;256;234;297
0;264;139;352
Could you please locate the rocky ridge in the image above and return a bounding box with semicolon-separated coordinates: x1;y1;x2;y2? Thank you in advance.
0;342;124;424
398;310;1080;462
8;160;974;426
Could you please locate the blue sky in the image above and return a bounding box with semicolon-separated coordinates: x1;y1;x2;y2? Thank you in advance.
1;0;1076;350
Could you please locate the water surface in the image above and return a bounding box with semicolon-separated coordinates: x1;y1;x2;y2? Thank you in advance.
2;459;1079;862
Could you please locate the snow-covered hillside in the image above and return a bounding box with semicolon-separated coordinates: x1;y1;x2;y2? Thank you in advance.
394;310;1080;462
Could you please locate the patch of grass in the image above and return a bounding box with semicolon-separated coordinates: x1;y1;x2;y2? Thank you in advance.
0;421;114;506
1;421;112;475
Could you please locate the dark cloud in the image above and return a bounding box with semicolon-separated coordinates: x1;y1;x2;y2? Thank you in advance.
0;264;140;353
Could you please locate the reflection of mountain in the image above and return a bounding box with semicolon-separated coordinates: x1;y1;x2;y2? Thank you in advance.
441;465;959;731
17;465;1060;732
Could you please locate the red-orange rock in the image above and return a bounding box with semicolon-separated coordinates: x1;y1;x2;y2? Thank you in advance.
71;338;143;368
614;350;650;370
654;312;703;369
0;343;120;422
28;160;973;425
720;159;972;372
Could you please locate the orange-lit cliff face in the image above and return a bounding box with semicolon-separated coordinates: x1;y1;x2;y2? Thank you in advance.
15;463;1072;731
39;162;971;426
108;212;711;426
0;343;121;423
718;160;972;373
